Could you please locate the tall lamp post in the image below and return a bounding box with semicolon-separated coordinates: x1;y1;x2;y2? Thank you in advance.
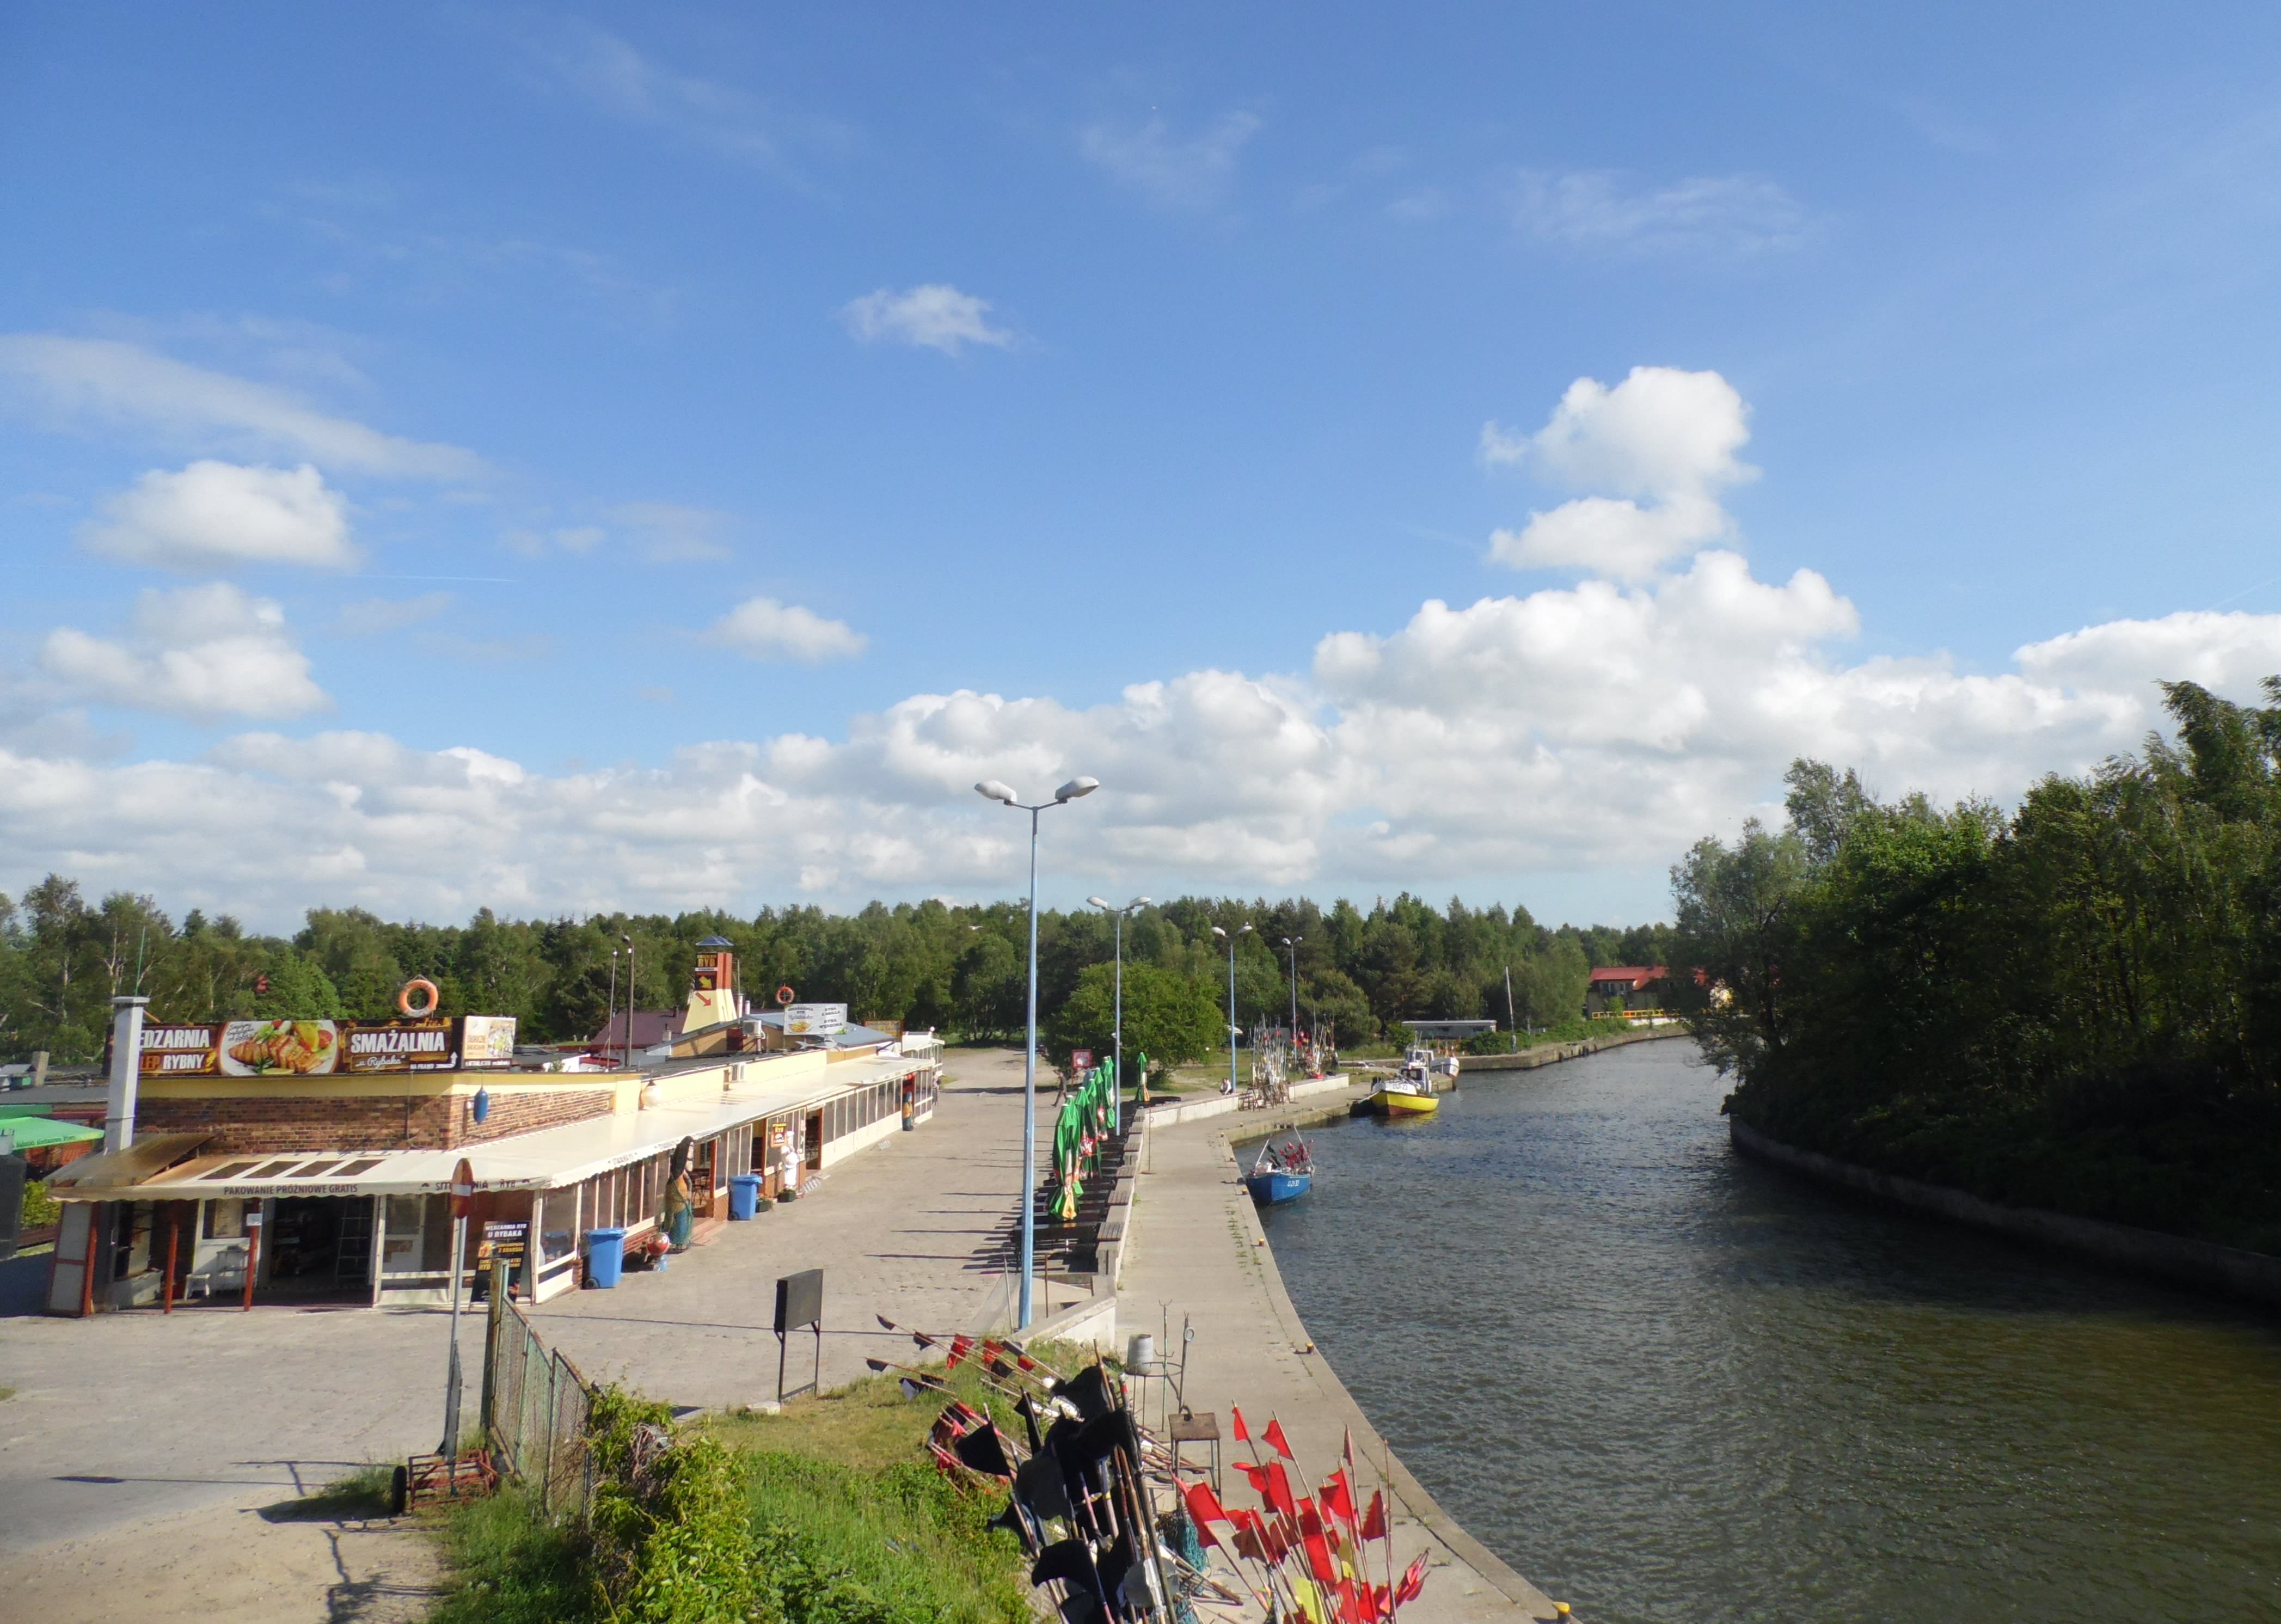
621;933;636;1067
1281;935;1303;1041
1210;923;1252;1094
1087;896;1151;1126
976;774;1100;1329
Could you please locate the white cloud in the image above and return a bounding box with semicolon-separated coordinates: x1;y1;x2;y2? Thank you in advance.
503;524;610;559
1483;366;1757;579
4;367;2278;928
704;597;867;663
335;592;453;636
1512;170;1809;256
79;461;359;572
1081;111;1261;208
523;21;792;174
839;285;1013;354
613;502;733;562
38;584;329;721
0;335;481;478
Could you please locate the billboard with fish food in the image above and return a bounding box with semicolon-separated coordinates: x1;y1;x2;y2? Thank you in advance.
136;1016;518;1077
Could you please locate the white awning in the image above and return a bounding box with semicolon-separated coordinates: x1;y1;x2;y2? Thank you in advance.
50;1052;921;1201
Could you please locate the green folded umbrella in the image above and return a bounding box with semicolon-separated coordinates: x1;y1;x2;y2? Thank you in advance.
0;1116;103;1150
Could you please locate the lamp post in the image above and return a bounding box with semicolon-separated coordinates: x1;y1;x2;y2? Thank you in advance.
621;934;636;1067
1281;935;1303;1042
1210;923;1252;1094
1088;894;1152;1126
975;774;1100;1329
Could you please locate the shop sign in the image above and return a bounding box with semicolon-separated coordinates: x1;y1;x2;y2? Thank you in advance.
1072;1049;1093;1071
482;1219;528;1263
460;1015;518;1067
135;1016;518;1077
783;1003;847;1037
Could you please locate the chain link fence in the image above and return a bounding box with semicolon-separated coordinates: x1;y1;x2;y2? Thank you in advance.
483;1294;596;1521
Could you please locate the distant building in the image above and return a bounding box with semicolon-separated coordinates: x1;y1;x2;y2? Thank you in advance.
1586;965;1667;1003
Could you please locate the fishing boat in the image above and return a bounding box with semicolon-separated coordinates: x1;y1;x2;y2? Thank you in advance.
1242;1135;1314;1204
1368;1046;1443;1117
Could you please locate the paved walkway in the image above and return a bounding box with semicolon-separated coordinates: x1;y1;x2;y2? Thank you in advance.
1120;1080;1564;1623
528;1045;1068;1407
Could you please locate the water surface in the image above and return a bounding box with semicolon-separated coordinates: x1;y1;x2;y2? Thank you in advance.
1258;1040;2281;1622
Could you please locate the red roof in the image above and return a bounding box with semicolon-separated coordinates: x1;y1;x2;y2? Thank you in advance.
1587;965;1666;988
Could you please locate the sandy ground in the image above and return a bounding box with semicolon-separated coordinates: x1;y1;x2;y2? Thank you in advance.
0;1495;442;1623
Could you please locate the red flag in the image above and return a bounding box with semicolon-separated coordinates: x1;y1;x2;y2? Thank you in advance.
1232;1518;1266;1564
1297;1497;1326;1541
1302;1527;1340;1586
1368;1582;1391;1620
1336;1578;1369;1623
1265;1417;1297;1461
1183;1480;1231;1535
1321;1469;1357;1530
1395;1555;1428;1604
1230;1404;1251;1444
946;1334;973;1370
1235;1460;1272;1496
1263;1462;1298;1518
1359;1490;1387;1542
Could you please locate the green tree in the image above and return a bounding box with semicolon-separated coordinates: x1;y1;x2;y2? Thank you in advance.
1045;963;1223;1073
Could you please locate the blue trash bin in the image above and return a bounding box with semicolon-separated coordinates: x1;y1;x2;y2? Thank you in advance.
728;1174;762;1220
585;1227;627;1289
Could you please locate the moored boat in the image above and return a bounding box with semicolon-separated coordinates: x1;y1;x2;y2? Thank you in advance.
1242;1135;1314;1203
1366;1044;1445;1116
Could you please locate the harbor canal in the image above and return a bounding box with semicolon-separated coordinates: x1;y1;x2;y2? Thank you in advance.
1258;1039;2281;1622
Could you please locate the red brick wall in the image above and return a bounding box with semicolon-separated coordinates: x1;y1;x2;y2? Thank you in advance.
134;1088;614;1153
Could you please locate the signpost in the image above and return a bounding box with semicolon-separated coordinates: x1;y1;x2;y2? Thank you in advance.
241;1201;264;1312
442;1157;474;1456
774;1267;824;1402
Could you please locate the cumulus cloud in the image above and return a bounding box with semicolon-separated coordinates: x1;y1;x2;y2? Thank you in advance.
0;335;481;478
1081;111;1261;208
2;574;2274;925
1512;169;1810;256
704;597;867;663
839;285;1013;354
38;584;329;721
79;461;359;572
1483;366;1757;579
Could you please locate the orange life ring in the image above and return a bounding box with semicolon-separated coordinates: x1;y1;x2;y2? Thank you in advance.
398;978;440;1018
776;984;796;1007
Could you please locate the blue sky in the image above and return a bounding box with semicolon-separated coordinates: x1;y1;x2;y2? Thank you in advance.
5;5;2280;929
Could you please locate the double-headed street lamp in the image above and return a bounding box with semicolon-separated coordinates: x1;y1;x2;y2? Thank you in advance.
976;774;1099;1329
1281;935;1303;1040
1210;922;1252;1094
1087;895;1151;1124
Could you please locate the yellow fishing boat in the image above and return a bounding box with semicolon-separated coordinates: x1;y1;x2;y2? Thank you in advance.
1378;1084;1438;1116
1368;1045;1444;1116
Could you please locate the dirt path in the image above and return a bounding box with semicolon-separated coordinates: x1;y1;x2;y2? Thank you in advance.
0;1496;442;1623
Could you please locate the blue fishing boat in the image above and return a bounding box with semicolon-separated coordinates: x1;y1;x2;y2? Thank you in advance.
1242;1135;1314;1204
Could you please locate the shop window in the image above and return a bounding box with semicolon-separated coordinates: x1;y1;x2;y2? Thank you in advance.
204;1198;245;1240
382;1196;427;1273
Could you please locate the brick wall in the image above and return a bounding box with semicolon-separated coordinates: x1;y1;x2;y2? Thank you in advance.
135;1087;614;1154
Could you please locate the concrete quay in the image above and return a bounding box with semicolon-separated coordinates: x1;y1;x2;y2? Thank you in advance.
1120;1073;1567;1622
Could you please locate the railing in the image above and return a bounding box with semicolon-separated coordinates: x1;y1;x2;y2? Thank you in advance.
482;1286;596;1521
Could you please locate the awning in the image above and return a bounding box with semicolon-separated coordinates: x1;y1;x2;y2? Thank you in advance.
46;1132;214;1195
0;1116;105;1150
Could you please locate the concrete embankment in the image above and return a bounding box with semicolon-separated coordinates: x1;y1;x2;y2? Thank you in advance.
1115;1043;1675;1623
1730;1117;2281;1310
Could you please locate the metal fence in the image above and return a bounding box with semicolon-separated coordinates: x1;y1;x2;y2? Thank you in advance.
482;1294;596;1521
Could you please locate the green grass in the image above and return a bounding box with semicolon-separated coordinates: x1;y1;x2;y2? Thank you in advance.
426;1347;1106;1623
260;1462;397;1523
0;1386;15;1402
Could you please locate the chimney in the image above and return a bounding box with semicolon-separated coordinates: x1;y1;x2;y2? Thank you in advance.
103;997;150;1155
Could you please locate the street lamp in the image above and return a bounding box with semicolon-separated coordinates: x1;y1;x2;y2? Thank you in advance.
1088;894;1152;1123
975;774;1099;1329
1210;923;1252;1095
1281;935;1303;1041
621;933;636;1068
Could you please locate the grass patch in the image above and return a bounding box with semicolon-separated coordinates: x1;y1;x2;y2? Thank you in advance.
0;1386;15;1402
260;1462;396;1522
426;1347;1109;1623
427;1482;594;1624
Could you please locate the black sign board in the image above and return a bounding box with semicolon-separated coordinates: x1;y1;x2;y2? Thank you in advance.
773;1267;824;1401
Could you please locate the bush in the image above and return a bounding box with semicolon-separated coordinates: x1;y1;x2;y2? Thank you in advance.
22;1178;60;1228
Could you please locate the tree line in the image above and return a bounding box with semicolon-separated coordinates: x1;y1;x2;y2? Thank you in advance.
1673;677;2281;1252
0;879;1673;1070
